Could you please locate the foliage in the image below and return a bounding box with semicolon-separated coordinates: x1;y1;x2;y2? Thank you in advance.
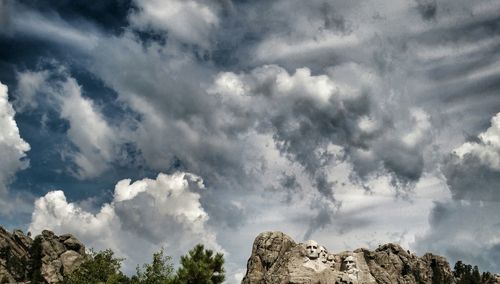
64;249;129;284
453;261;495;284
482;271;497;284
62;244;225;284
174;244;225;284
131;247;174;284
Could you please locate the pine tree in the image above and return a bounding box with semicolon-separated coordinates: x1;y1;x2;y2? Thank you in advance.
471;265;481;284
482;271;494;283
454;261;465;278
132;247;174;284
64;249;129;284
174;244;225;284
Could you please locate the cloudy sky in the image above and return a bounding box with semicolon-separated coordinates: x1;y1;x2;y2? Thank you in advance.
1;0;500;281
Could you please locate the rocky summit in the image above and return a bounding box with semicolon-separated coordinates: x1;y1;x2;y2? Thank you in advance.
0;226;85;283
241;231;499;284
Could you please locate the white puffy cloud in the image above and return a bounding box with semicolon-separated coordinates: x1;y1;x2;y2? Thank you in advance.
210;65;432;189
443;112;500;201
56;77;117;179
29;172;221;273
15;69;119;179
414;112;500;273
453;112;500;170
129;0;219;47
0;82;31;214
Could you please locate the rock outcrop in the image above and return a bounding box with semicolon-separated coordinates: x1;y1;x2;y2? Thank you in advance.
242;231;495;284
0;226;85;283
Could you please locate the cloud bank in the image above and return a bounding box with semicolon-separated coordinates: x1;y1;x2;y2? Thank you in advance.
29;172;221;273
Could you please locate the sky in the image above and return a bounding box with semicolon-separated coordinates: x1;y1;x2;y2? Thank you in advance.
1;0;500;282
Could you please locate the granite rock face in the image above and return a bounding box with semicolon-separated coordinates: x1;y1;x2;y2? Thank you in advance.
0;226;85;283
242;231;494;284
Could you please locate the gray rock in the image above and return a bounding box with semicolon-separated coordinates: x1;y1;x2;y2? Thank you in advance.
60;250;85;275
242;231;471;284
61;234;85;255
0;226;86;283
0;227;31;282
40;258;63;284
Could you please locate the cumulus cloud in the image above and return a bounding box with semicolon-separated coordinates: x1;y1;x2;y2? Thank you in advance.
0;82;31;214
29;172;221;273
129;0;220;47
56;77;117;179
207;64;436;239
15;69;120;179
415;112;500;273
444;112;500;201
210;65;432;191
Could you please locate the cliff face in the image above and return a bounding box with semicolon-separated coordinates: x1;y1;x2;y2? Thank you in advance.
241;231;497;284
0;226;85;283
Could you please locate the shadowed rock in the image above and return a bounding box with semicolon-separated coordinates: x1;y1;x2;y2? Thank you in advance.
0;226;85;283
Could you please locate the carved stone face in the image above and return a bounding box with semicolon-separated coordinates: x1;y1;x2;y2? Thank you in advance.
326;254;335;267
305;240;320;259
319;246;328;263
343;255;356;271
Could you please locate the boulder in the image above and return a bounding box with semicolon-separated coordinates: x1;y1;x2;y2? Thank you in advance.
60;234;85;255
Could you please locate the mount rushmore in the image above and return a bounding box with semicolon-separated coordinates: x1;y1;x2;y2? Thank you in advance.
241;231;500;284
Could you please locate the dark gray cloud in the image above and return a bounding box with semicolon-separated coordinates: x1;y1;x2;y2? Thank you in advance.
414;0;437;20
2;0;500;280
0;0;12;33
16;0;132;33
443;154;500;202
442;113;500;201
415;112;500;273
414;201;500;273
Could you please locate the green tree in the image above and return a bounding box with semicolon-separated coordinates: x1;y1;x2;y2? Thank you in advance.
471;265;481;284
174;244;225;284
454;261;465;279
64;249;129;284
482;271;496;283
131;247;174;284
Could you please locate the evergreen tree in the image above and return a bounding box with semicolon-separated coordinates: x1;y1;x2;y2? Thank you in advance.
454;261;465;279
64;249;129;284
131;247;174;284
471;265;481;284
482;271;495;284
175;244;225;284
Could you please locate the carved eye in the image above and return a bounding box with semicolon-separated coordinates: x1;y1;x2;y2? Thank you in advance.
313;246;317;249
306;246;312;249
